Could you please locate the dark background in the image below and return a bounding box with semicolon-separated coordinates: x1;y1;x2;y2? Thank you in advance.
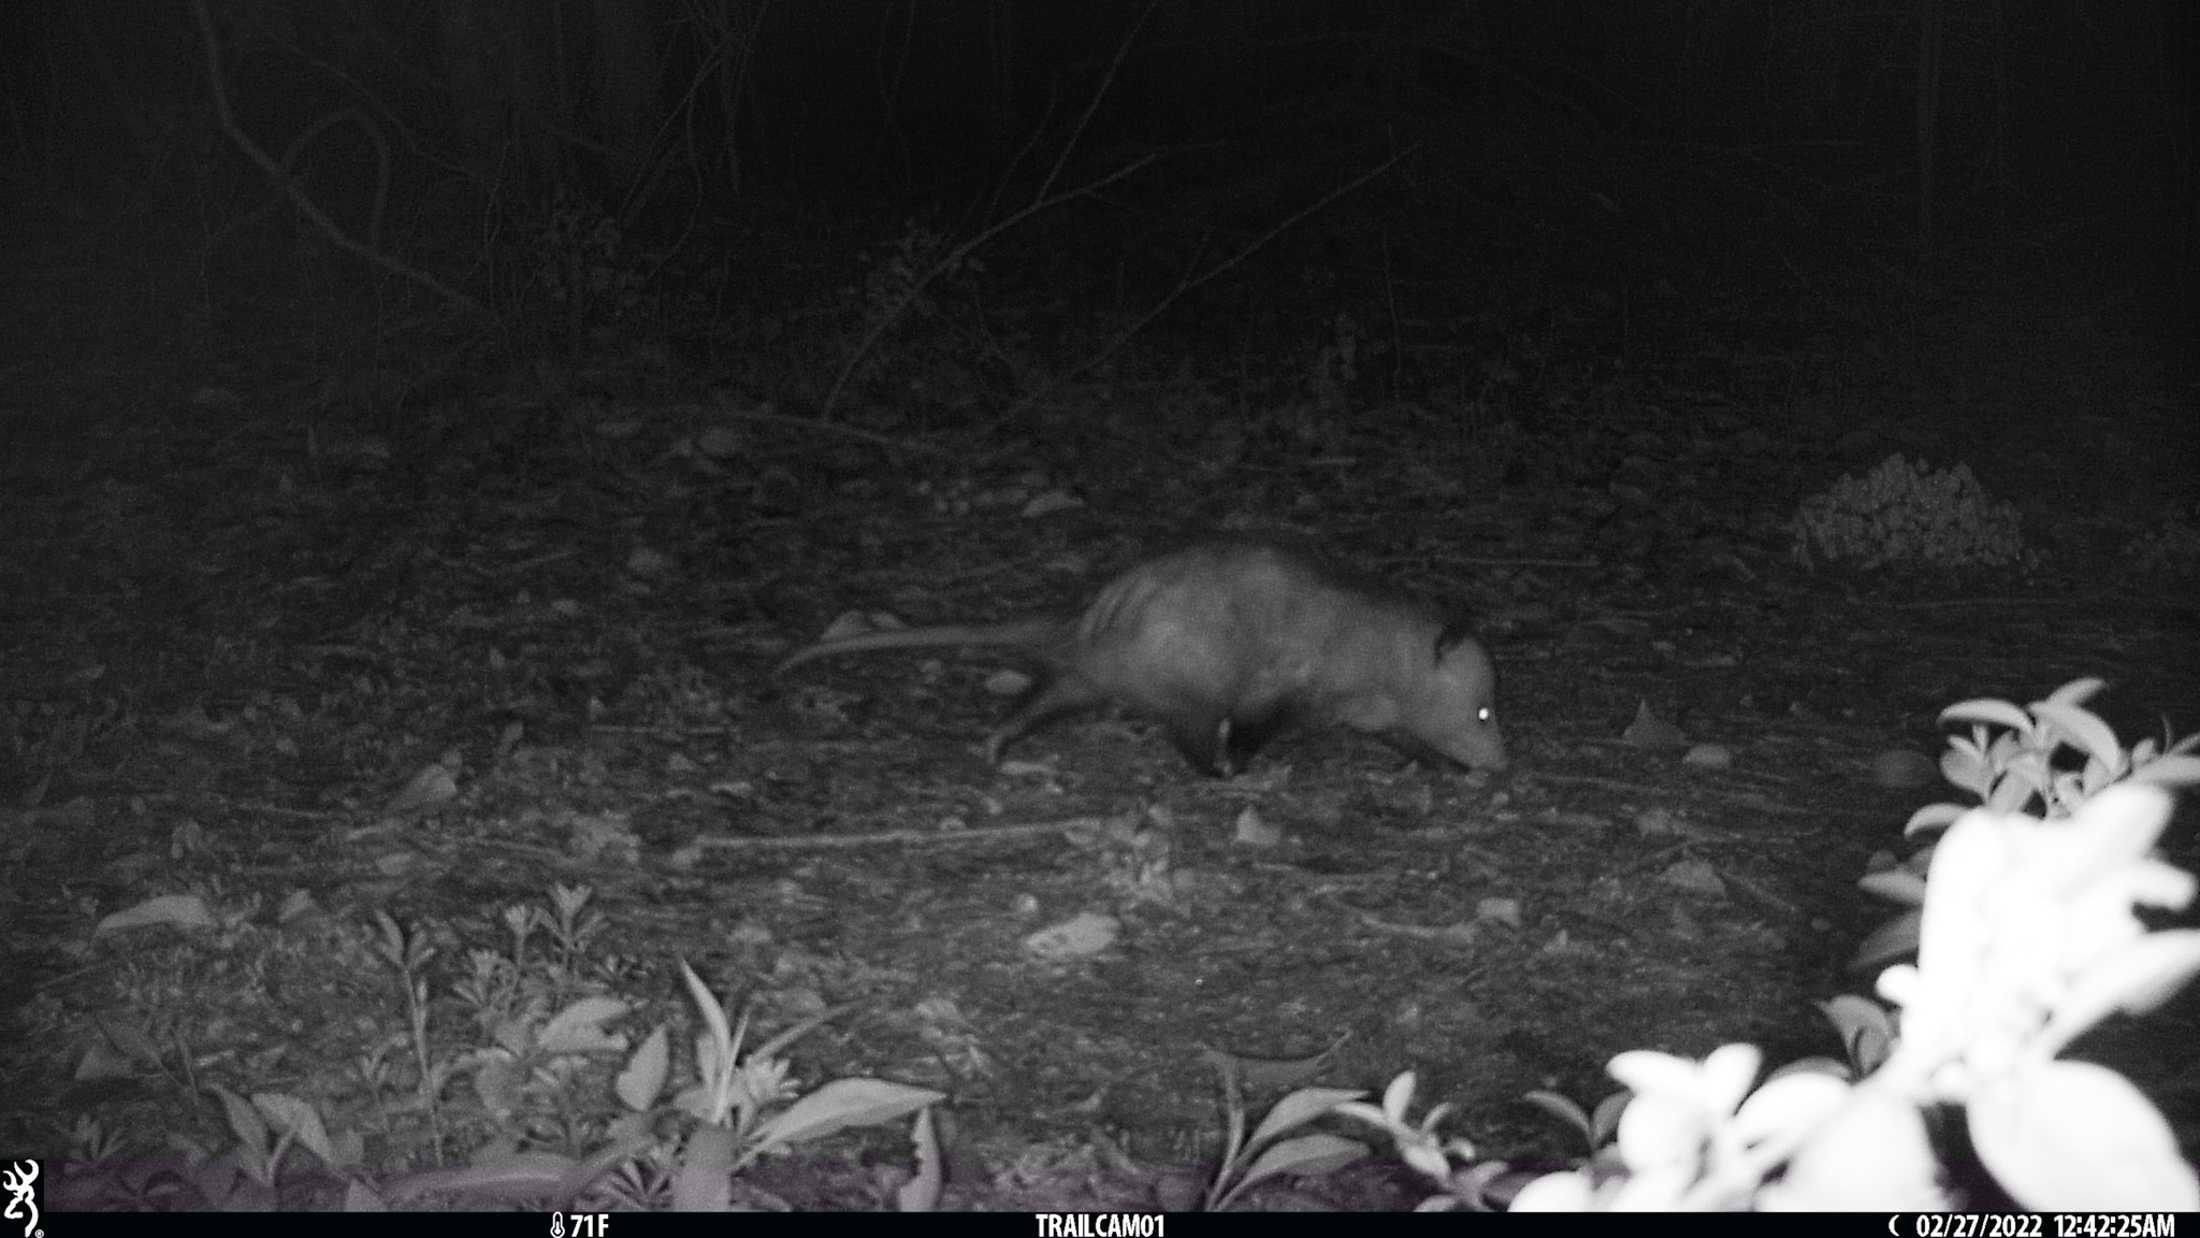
5;0;2193;346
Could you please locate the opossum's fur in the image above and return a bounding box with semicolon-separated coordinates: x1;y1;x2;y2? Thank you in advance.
774;541;1507;776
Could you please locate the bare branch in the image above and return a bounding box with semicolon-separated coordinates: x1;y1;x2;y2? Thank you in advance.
990;144;1419;436
189;0;487;321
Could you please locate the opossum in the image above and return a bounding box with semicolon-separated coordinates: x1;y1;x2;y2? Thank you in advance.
774;541;1508;776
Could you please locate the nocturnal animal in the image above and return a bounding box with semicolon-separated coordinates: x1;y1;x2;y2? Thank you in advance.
774;540;1508;776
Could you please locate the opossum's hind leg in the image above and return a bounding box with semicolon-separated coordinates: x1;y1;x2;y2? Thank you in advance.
1217;708;1290;774
1164;712;1232;777
983;672;1106;765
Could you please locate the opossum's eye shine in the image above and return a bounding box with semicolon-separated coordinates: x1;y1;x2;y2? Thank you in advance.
1478;707;1493;723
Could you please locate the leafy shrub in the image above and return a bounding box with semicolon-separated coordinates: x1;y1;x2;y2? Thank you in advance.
1791;454;2031;571
2123;513;2200;577
364;956;943;1210
1854;678;2200;970
1350;784;2200;1211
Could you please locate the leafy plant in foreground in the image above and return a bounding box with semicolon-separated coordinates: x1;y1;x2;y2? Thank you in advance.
1348;783;2200;1211
370;958;941;1210
1855;678;2200;970
1197;1062;1370;1211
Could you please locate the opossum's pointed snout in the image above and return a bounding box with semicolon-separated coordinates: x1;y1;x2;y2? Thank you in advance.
1454;733;1508;774
1433;706;1507;773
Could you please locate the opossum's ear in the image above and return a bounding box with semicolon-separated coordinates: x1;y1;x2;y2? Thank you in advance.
1434;619;1480;659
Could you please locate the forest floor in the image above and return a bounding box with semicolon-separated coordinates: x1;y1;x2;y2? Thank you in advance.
3;188;2197;1210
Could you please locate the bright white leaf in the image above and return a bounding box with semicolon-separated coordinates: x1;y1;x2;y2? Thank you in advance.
1379;1071;1417;1123
1508;1170;1596;1211
1614;1090;1705;1174
2132;754;2200;788
1766;1056;1852;1082
1765;1088;1944;1211
1904;802;1965;836
2029;700;2122;772
1940;698;2033;732
1919;813;2011;973
1730;1070;1850;1151
1971;1060;2200;1211
2076;785;2176;867
1701;1044;1761;1110
2047;929;2200;1036
2041;678;2108;707
1606;1049;1699;1099
1607;1163;1693;1211
1859;868;1928;905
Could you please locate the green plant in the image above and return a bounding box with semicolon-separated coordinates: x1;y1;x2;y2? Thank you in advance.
370;908;448;1157
2122;512;2200;576
373;958;940;1210
858;218;979;331
357;888;646;1195
1336;1074;1499;1209
540;882;610;976
1305;312;1362;412
1349;784;2200;1211
1199;1064;1369;1211
653;959;939;1208
188;1086;359;1208
521;187;654;340
1790;454;2031;571
1854;678;2200;970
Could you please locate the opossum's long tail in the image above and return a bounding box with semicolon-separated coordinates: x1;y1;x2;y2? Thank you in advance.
772;618;1061;676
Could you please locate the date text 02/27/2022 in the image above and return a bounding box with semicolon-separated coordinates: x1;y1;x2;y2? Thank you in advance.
1903;1216;2174;1238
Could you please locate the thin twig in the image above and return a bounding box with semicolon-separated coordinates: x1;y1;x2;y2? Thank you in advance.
690;815;1117;851
189;0;488;321
279;107;389;247
818;150;1161;422
711;395;952;456
1034;0;1163;203
818;2;1167;421
988;145;1419;437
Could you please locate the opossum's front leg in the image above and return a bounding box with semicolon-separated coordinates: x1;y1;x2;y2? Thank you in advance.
1218;709;1289;772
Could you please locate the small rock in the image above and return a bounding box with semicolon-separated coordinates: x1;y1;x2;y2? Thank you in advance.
1681;743;1734;770
1623;701;1689;749
1233;806;1283;847
1871;749;1938;789
1023;912;1119;960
